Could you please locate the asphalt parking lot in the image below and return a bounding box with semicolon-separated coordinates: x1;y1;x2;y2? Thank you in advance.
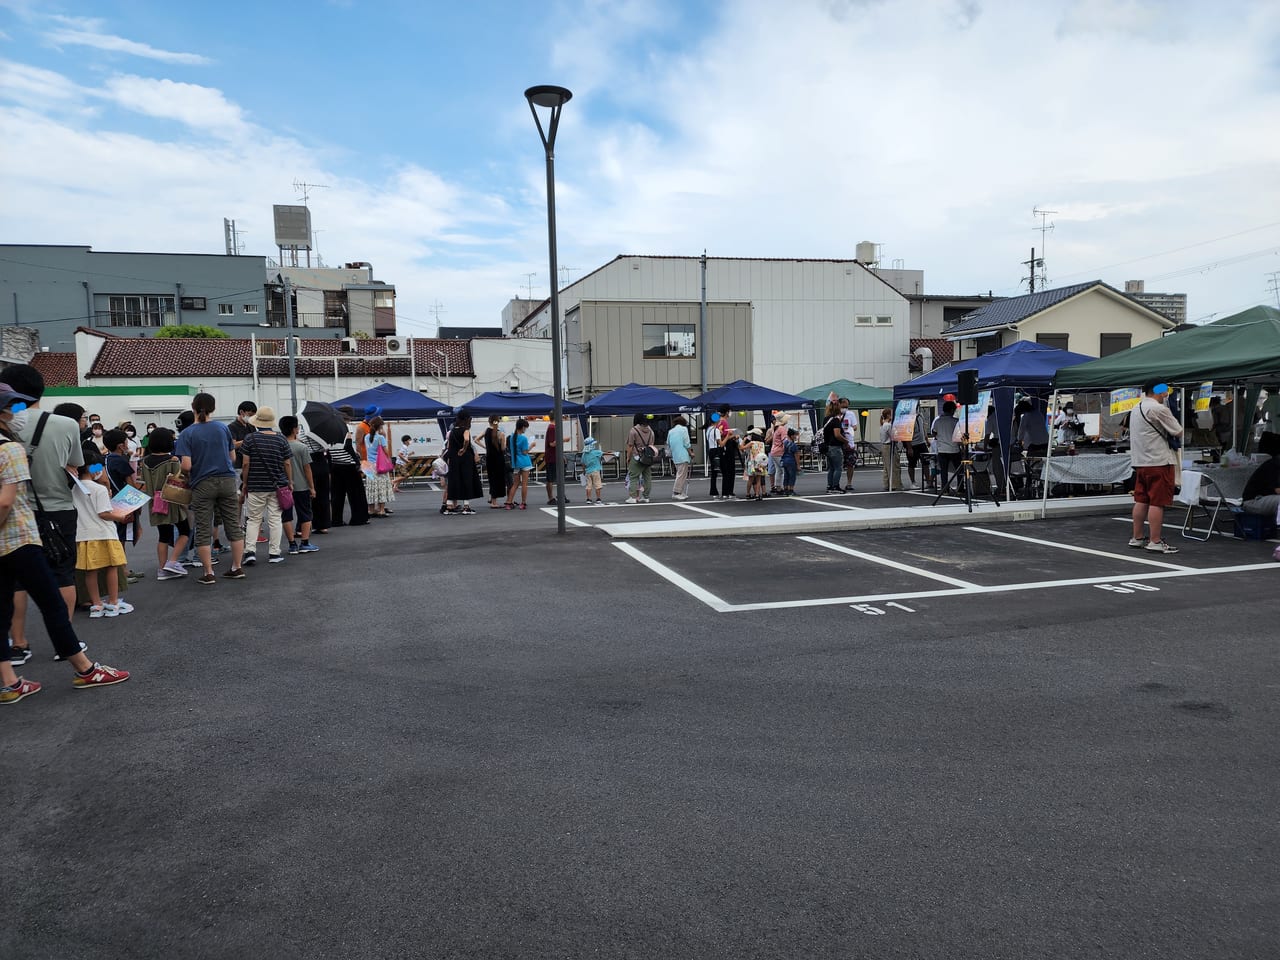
5;477;1279;959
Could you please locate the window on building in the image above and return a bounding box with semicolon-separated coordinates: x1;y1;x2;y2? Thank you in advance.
374;294;395;308
108;295;175;327
854;315;873;326
218;303;234;316
942;306;972;327
1036;333;1069;351
180;296;206;310
875;315;893;326
243;303;260;314
976;333;1004;356
1099;333;1132;357
642;323;696;358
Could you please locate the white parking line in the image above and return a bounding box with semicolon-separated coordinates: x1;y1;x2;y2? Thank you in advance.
964;525;1190;570
792;497;866;511
797;536;981;588
540;507;591;527
677;503;731;518
611;542;731;612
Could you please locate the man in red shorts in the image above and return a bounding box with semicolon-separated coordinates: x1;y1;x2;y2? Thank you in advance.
1129;379;1183;554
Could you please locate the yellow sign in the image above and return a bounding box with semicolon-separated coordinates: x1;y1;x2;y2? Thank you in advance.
1109;387;1141;416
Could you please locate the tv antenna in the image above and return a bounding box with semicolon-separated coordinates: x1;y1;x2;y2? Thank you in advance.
1032;206;1056;288
558;265;578;287
1267;270;1280;309
293;178;329;207
522;272;537;300
429;300;446;336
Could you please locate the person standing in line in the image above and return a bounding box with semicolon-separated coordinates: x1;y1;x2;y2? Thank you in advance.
930;400;961;494
780;428;800;496
667;414;692;500
302;432;331;535
821;401;846;493
137;426;190;580
239;407;293;565
906;405;929;489
625;413;656;504
444;413;483;514
228;400;257;471
744;428;768;500
280;416;318;555
504;419;533;510
483;416;509;509
1129;380;1184;554
543;413;568;505
102;428;145;583
0;364;84;667
363;415;395;518
581;437;605;504
720;427;742;499
767;414;788;495
880;408;903;491
354;405;379;465
0;383;129;704
328;406;368;527
176;393;247;585
71;450;134;619
838;398;859;493
706;407;728;498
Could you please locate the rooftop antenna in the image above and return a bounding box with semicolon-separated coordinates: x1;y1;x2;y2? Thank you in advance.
429;300;446;336
1267;270;1280;310
522;272;537;300
1032;206;1056;288
558;265;578;287
292;179;329;267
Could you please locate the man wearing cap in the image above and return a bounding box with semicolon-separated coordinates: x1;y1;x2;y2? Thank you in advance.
0;364;85;666
1129;379;1183;554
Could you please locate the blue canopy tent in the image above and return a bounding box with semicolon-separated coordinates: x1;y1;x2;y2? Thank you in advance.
691;380;816;433
334;383;453;419
584;382;693;416
453;391;585;417
892;340;1096;479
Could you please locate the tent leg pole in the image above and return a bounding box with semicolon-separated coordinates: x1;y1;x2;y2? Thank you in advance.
1040;390;1058;519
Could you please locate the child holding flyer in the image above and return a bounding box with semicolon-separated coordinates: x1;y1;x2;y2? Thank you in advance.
72;452;135;618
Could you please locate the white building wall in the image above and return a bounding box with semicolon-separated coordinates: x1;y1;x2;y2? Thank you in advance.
525;257;910;393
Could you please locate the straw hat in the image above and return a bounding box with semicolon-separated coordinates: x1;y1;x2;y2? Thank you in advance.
250;406;277;428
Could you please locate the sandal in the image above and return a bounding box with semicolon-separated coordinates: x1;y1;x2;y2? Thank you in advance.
519;503;527;510
503;503;514;510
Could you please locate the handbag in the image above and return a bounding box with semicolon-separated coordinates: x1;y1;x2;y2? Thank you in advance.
375;444;395;474
162;472;192;506
151;489;169;516
24;479;73;568
277;485;294;511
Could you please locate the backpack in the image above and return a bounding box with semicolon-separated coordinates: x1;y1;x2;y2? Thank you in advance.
636;445;657;467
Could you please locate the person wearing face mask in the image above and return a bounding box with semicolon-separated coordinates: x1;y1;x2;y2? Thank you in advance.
0;364;88;667
88;421;107;454
118;421;140;459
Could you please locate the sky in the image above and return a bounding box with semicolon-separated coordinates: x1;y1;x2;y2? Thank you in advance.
2;0;1280;338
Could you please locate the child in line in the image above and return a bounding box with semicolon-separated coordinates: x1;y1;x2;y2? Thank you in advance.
581;437;605;504
504;418;532;510
72;451;135;618
744;429;768;500
780;428;799;496
137;426;190;580
393;434;413;494
430;448;450;514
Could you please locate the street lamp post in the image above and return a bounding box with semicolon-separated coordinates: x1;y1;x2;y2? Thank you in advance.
525;84;572;535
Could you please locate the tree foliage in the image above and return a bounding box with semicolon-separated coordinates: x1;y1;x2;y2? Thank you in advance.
154;325;229;339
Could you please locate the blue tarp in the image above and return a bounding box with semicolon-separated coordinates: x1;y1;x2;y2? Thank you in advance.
584;382;693;416
453;391;586;417
333;383;453;419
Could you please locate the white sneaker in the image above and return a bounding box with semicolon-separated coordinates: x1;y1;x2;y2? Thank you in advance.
103;603;119;618
641;497;650;503
163;561;189;577
115;600;134;615
625;497;639;504
1145;540;1180;554
672;494;688;501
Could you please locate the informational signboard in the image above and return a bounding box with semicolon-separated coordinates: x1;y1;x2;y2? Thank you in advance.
891;399;918;443
1194;382;1214;412
952;390;991;444
1109;387;1141;415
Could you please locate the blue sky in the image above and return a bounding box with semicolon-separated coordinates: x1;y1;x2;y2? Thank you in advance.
3;0;1280;337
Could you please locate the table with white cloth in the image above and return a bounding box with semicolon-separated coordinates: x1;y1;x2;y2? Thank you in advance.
1040;452;1132;487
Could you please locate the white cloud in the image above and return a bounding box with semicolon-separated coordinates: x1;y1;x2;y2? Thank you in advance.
99;75;247;138
44;15;211;65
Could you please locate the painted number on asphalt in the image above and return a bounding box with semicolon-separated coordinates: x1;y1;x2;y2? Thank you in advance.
1093;582;1162;594
850;601;916;615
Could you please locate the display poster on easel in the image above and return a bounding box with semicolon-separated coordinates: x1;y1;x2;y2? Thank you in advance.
951;390;991;444
891;399;918;443
1194;382;1213;412
1109;387;1141;415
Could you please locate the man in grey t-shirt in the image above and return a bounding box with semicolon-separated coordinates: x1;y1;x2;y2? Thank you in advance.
0;364;85;665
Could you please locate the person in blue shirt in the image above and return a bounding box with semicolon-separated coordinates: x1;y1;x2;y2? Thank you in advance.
667;414;692;500
504;418;533;510
581;436;605;504
175;392;247;582
781;428;800;496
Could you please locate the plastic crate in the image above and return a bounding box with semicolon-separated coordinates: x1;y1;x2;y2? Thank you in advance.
1232;510;1277;541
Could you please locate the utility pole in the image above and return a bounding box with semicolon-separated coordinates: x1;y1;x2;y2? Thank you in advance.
1022;248;1044;293
699;251;708;393
281;275;299;415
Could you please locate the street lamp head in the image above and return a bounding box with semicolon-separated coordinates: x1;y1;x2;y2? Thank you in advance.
525;85;572;108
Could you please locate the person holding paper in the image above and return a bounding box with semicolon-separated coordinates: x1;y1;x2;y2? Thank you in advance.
71;452;133;618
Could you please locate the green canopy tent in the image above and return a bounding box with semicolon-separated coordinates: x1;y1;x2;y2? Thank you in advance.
1054;317;1280;454
799;378;895;441
1209;305;1280;326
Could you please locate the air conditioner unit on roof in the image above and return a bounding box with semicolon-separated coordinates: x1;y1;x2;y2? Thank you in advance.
340;337;359;354
385;335;409;356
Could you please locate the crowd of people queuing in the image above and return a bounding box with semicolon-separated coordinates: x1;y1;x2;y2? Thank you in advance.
0;367;409;706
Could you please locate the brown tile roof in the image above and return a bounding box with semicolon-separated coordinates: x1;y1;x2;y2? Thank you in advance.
86;337;475;380
32;352;79;387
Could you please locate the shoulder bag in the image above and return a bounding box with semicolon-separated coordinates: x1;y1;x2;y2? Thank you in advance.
23;415;75;566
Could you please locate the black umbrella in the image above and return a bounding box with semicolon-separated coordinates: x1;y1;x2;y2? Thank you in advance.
301;401;349;445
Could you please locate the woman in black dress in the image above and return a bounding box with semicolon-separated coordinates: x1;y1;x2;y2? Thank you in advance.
445;414;483;514
482;415;509;509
